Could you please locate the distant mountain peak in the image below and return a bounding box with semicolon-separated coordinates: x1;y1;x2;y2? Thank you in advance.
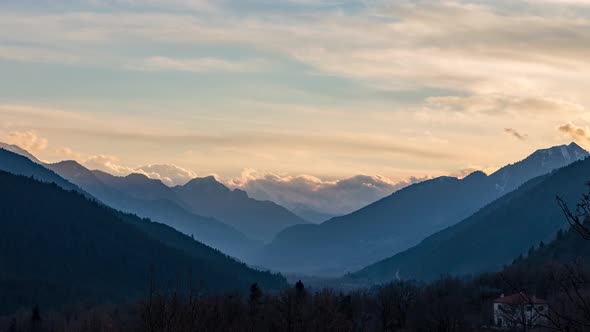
463;170;487;181
125;173;151;181
530;142;588;159
430;176;458;183
201;175;217;182
53;159;86;170
184;176;229;192
565;141;588;159
523;143;588;168
49;160;98;181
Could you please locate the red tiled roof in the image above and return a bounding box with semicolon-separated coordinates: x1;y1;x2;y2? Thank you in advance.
494;293;547;305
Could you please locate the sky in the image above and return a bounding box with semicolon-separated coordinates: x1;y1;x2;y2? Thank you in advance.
2;0;590;216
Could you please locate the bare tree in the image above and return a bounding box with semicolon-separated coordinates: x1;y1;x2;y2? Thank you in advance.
377;280;417;331
556;183;590;240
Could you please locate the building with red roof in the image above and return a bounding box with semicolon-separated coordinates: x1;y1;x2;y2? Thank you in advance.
492;293;549;329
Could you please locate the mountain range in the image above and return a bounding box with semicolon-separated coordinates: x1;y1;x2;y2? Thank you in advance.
0;146;307;261
0;149;259;261
255;143;588;276
0;148;82;192
48;162;306;244
46;161;262;260
350;147;590;283
2;141;587;288
0;169;286;314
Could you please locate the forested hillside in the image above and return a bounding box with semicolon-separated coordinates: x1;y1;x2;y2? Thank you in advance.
0;171;286;314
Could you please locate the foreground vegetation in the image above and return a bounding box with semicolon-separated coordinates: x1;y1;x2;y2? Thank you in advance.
2;252;590;332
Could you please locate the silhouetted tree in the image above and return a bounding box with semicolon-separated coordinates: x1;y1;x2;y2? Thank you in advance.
247;283;263;332
249;283;262;305
6;318;16;332
295;280;305;297
378;280;418;331
413;277;468;332
30;305;41;332
31;306;41;323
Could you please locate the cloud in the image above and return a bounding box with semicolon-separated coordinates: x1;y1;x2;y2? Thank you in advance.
504;128;528;141
35;126;454;160
54;147;82;159
134;164;197;186
131;56;265;73
4;1;590;100
423;94;584;115
529;0;590;4
3;131;48;153
228;169;427;219
558;122;590;143
0;45;83;65
3;1;590;180
84;0;220;13
83;155;134;176
81;154;198;185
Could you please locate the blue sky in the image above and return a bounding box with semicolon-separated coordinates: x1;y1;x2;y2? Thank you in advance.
1;0;590;213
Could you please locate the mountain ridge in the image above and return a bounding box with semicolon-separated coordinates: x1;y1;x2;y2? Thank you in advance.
46;160;262;261
350;153;590;283
0;170;286;314
255;143;588;276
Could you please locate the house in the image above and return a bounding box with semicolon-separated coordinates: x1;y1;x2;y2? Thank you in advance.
493;293;549;330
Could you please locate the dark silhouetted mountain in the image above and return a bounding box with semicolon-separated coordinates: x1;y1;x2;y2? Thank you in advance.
88;170;305;242
93;170;179;202
509;226;590;270
491;142;588;194
0;148;78;192
0;147;260;261
257;143;588;276
46;161;260;261
173;177;307;242
0;171;286;315
0;143;43;164
350;154;590;284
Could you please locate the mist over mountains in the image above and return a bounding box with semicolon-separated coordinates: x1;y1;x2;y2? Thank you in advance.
1;141;589;303
255;143;588;276
232;173;422;222
2;138;590;329
42;159;310;260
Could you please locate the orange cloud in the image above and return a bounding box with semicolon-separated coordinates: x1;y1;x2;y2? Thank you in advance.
4;131;48;153
558;122;590;145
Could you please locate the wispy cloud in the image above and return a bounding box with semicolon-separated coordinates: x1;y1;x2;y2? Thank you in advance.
423;94;584;115
130;56;266;73
2;1;590;182
134;164;197;186
3;1;590;100
66;130;454;159
2;131;48;153
504;128;528;141
558;122;590;145
83;154;134;175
